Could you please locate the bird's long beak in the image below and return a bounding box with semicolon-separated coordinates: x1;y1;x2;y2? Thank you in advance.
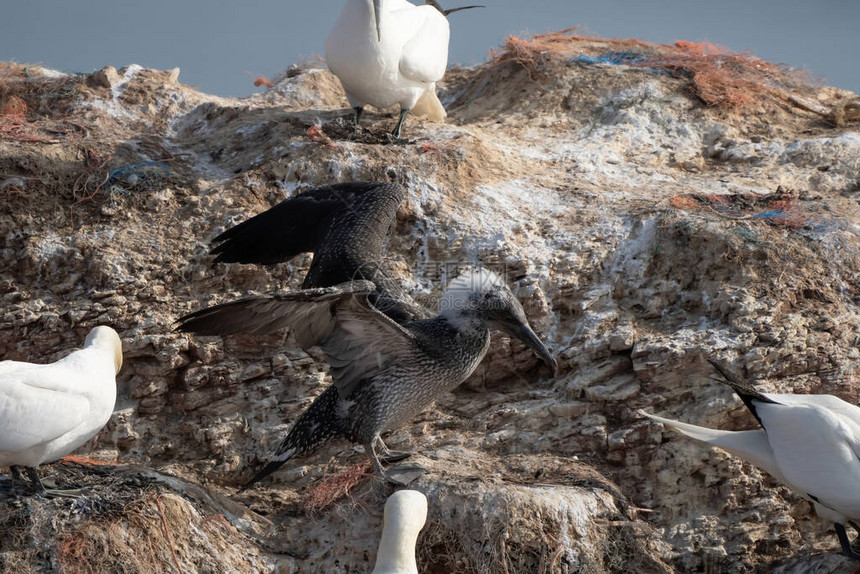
505;320;558;375
372;0;383;42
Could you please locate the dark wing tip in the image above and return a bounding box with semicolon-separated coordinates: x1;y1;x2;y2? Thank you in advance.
240;459;287;491
708;358;778;427
174;298;261;337
426;0;444;13
173;307;231;336
707;359;773;400
444;4;485;15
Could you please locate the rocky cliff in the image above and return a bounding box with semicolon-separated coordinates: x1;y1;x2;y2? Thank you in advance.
1;33;860;572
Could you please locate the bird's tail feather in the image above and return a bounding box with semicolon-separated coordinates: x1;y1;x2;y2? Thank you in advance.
412;88;446;121
707;359;777;427
241;387;343;489
443;5;484;16
241;448;296;491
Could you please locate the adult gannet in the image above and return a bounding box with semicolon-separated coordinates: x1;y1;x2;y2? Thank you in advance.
642;360;860;560
372;490;428;574
0;326;123;496
324;0;479;138
176;269;557;484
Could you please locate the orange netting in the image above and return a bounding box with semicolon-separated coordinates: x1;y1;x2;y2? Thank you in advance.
0;94;27;118
0;62;86;143
488;30;809;110
58;455;117;467
670;189;815;229
253;76;274;88
300;462;372;515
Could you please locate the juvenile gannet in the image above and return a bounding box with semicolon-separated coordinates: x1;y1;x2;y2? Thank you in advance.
325;0;479;138
176;269;557;484
643;360;860;560
372;490;428;574
0;326;123;496
209;181;425;324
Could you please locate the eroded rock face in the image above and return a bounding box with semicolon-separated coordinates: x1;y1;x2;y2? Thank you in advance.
1;48;859;572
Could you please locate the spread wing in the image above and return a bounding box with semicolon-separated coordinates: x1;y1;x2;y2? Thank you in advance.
0;363;91;453
317;296;419;397
397;6;449;84
175;282;376;346
175;281;419;396
211;182;401;265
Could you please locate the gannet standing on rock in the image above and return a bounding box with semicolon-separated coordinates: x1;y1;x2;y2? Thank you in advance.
0;326;123;496
372;490;428;574
642;360;860;561
325;0;479;138
176;269;557;484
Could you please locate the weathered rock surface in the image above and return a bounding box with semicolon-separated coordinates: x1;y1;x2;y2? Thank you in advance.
1;37;859;572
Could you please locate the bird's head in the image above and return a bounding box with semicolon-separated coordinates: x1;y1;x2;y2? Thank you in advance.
85;325;123;374
441;268;557;373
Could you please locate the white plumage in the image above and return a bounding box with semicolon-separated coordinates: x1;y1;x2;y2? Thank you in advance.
325;0;451;137
0;326;123;494
643;375;860;560
372;490;428;574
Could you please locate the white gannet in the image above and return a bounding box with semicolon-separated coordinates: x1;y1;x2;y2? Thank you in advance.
0;326;123;496
325;0;479;138
372;490;428;574
642;360;860;561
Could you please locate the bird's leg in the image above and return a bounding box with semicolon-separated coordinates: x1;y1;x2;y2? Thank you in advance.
352;106;364;128
364;440;386;478
848;521;860;555
24;466;84;499
390;108;410;140
10;465;25;482
374;436;412;465
835;523;860;560
24;467;48;496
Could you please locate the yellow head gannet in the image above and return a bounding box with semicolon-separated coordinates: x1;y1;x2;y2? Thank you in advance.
0;326;123;496
325;0;479;138
642;360;860;561
372;490;428;574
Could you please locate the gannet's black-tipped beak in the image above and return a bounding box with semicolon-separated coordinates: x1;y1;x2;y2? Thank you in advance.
372;0;383;41
505;320;558;376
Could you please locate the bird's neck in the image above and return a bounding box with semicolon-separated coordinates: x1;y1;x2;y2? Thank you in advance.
374;530;419;574
372;490;426;574
441;309;488;339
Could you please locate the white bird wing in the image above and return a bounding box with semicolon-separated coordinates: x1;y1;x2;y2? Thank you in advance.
0;363;92;453
757;401;860;520
395;6;449;84
765;392;860;426
0;359;32;376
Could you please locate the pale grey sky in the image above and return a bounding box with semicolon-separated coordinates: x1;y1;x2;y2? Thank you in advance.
2;1;858;97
